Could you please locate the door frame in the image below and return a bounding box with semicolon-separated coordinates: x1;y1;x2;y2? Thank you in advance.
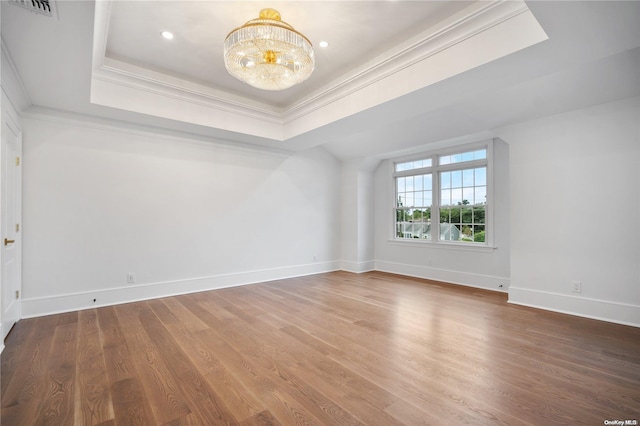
1;91;23;342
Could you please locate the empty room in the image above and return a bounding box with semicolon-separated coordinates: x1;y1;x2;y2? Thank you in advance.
1;0;639;424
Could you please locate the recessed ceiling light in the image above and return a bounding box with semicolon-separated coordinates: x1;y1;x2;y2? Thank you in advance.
319;41;329;48
161;31;174;40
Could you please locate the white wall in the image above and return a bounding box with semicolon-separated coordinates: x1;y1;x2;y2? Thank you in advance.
497;96;640;326
21;114;342;317
12;81;639;328
340;159;376;273
372;139;511;291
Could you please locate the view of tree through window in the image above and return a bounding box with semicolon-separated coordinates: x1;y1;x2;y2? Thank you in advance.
394;146;489;244
439;167;486;242
396;173;432;239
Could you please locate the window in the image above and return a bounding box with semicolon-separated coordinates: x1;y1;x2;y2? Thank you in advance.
393;142;491;245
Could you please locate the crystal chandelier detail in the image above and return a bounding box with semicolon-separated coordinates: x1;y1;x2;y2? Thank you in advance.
223;8;315;91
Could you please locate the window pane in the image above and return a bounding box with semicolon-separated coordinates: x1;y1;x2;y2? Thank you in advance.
452;170;463;188
475;167;486;186
441;172;451;189
474;205;485;224
441;189;451;206
414;192;423;207
463;169;474;187
474;149;487;160
463;187;474;204
451;188;462;205
415;175;423;191
440;207;451;223
440;223;460;241
396;174;432;209
439;148;487;165
395;158;432;172
475;186;487;204
396;208;432;239
450;207;462;224
424;174;432;189
405;176;414;192
461;207;473;224
424;191;432;206
404;192;414;207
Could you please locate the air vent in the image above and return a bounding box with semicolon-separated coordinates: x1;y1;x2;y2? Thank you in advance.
8;0;57;18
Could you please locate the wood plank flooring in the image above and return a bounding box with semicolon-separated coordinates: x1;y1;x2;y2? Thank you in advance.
2;271;639;425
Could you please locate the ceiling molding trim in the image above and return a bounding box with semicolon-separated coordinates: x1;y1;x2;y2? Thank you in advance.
93;66;282;124
21;105;293;158
1;37;33;112
282;0;532;123
282;5;548;140
91;0;286;141
90;75;285;140
100;58;282;118
91;0;112;73
89;0;545;143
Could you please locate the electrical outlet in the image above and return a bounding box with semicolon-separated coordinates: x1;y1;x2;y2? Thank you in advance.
571;280;582;293
127;273;136;284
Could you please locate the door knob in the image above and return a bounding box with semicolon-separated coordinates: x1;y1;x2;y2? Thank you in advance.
4;238;15;246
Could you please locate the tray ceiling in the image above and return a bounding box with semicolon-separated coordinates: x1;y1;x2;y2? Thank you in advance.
91;0;548;140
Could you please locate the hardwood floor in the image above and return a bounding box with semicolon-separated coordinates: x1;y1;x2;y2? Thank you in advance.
2;271;639;425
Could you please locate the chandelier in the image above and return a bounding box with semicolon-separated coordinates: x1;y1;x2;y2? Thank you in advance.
223;8;314;91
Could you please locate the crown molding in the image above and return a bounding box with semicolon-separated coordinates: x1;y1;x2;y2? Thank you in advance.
281;3;547;140
283;0;528;122
95;61;282;124
1;37;33;112
90;0;547;143
21;105;293;157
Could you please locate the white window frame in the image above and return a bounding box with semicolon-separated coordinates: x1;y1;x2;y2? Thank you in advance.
390;139;495;251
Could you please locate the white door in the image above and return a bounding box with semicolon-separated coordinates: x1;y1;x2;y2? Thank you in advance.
1;100;22;340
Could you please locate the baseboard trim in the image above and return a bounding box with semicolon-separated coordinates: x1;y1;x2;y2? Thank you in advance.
21;261;340;318
21;261;638;328
340;260;375;274
508;287;640;328
374;260;508;293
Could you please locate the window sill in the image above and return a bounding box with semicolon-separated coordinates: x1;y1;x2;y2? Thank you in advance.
387;239;498;253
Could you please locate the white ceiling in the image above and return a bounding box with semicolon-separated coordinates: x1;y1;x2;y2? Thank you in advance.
105;1;474;108
1;1;639;160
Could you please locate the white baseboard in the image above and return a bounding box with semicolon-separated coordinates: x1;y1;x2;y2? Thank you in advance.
374;260;509;292
21;260;639;329
509;287;640;328
21;261;340;318
340;260;375;274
